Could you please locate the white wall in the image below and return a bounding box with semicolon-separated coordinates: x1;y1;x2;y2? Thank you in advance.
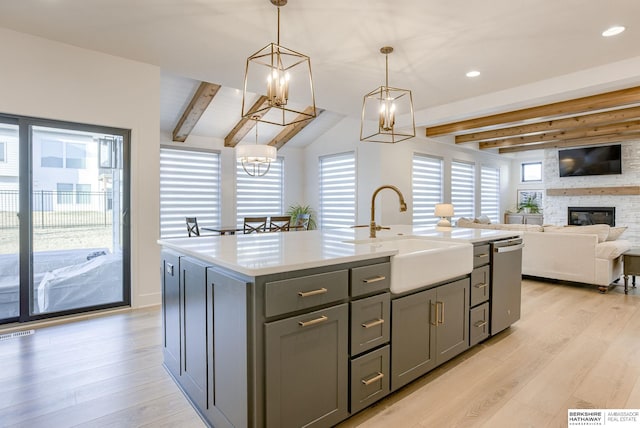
0;28;161;308
303;117;513;226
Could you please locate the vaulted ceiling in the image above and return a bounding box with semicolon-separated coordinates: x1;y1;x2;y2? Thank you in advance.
1;0;640;149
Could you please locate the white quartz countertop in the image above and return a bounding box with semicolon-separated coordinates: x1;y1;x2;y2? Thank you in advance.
157;225;520;277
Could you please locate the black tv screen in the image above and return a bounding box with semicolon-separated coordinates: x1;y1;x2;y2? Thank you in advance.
558;145;622;177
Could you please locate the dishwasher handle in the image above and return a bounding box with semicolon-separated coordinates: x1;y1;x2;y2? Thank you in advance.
494;243;524;253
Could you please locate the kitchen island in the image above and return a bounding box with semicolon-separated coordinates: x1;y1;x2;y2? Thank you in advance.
158;225;522;428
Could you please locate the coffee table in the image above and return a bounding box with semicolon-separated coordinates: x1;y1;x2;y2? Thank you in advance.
622;248;640;294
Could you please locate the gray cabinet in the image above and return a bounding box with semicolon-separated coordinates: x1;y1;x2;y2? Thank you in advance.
434;279;470;365
391;278;469;391
161;250;181;379
265;303;349;428
350;345;390;413
161;253;250;428
504;213;543;225
391;287;436;390
180;257;208;411
469;243;491;346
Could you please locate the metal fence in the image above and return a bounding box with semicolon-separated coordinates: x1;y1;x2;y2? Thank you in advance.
0;190;113;229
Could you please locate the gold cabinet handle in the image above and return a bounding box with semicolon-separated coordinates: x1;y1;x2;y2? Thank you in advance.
361;318;385;329
437;301;445;325
298;288;328;298
475;253;489;259
474;320;488;328
431;302;437;326
474;283;488;289
298;315;328;327
363;275;386;284
361;372;384;386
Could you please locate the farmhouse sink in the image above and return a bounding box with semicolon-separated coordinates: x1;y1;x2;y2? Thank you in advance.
346;236;473;294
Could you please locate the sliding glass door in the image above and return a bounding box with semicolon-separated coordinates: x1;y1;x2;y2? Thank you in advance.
0;115;130;324
0;119;19;322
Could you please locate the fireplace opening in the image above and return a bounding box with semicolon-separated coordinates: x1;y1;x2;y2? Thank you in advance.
568;207;615;226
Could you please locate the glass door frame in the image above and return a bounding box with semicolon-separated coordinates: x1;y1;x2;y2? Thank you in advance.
0;113;131;324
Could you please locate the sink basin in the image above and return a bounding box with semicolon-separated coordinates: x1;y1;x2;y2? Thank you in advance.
346;236;473;294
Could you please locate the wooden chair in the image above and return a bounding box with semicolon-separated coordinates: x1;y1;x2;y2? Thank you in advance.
243;216;267;234
292;213;311;230
269;216;291;232
186;217;200;237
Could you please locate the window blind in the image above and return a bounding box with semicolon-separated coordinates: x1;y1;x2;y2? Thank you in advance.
451;161;475;221
236;157;284;227
160;147;220;238
480;166;500;223
412;154;443;226
319;152;356;229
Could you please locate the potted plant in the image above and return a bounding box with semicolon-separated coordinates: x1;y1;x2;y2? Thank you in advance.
285;204;317;230
518;195;540;214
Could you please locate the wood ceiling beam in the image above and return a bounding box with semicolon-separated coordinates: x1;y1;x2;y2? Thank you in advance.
224;96;271;148
425;85;640;137
456;105;640;144
498;132;640;154
267;106;322;149
172;82;221;142
480;120;640;149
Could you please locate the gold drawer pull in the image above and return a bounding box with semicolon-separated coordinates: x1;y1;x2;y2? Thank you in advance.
474;320;488;328
475;253;489;259
298;288;328;298
361;318;385;329
361;372;384;386
298;315;328;327
363;275;386;284
474;283;488;289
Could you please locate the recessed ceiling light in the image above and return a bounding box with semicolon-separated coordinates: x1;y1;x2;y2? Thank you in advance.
466;70;480;78
602;26;625;37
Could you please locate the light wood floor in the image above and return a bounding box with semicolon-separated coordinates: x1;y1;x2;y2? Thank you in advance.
1;279;639;428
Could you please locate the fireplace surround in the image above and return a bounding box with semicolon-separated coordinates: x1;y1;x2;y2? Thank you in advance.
568;207;615;226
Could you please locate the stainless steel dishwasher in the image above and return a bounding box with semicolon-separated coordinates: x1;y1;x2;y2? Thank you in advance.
490;237;524;335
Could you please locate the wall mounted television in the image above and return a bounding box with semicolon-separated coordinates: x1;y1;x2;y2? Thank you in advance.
558;144;622;177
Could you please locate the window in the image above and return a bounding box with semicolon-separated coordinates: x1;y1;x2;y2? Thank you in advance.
319;152;356;229
160;147;221;238
412;154;443;226
521;161;542;182
56;183;73;204
41;140;63;168
76;183;91;205
66;143;86;169
480;166;500;223
236;157;284;227
0;141;5;162
451;161;475;221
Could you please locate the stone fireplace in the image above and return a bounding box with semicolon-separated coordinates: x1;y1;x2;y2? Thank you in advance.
568;207;615;226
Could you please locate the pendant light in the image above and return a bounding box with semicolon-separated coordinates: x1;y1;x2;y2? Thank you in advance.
236;117;277;177
242;0;316;127
360;46;415;143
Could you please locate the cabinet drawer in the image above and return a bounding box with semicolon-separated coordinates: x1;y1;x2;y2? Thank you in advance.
470;265;490;307
351;262;391;297
473;244;490;268
350;293;390;356
265;270;349;318
469;302;490;346
350;345;390;414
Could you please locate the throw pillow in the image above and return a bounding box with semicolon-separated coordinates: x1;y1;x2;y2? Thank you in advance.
606;226;627;241
475;215;491;224
457;217;473;226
